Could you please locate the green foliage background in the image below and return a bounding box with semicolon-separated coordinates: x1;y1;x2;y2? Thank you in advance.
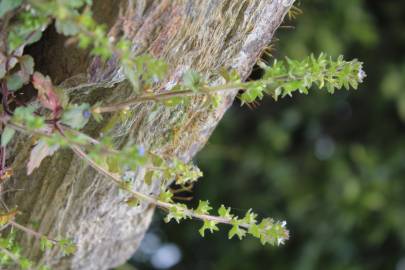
130;0;405;269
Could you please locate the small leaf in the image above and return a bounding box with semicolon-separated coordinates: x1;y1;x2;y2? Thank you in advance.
40;237;54;251
158;190;174;203
228;222;246;240
218;205;233;219
195;200;212;215
58;239;77;255
182;70;203;92
19;258;33;269
106;156;120;173
1;126;15;146
27;140;60;175
61;103;91;129
125;196;140;207
199;220;219;237
144;170;154;185
6;73;24;91
242;209;258;224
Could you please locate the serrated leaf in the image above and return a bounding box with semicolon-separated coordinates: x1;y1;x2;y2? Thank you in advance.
27;140;60;175
242;209;258;224
228;223;246;240
199;220;219;237
218;205;233;219
164;204;189;223
1;126;15;146
195;200;212;215
164;97;184;107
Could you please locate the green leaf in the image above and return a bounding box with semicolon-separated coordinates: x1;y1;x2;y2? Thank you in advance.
158;190;174;203
228;222;246;240
1;126;15;147
164;204;190;223
182;70;203;92
199;220;219;237
125;196;140;207
0;0;23;17
40;237;54;251
19;258;32;269
218;205;233;219
58;239;77;255
106;156;120;173
195;200;212;215
61;103;91;129
242;209;258;224
219;68;240;83
6;73;24;91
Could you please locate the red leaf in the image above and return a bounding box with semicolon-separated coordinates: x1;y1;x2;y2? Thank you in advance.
32;72;62;118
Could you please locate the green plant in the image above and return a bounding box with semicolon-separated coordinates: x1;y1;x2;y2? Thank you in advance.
0;0;365;269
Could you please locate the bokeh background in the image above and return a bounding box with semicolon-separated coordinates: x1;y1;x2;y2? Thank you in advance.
117;0;405;269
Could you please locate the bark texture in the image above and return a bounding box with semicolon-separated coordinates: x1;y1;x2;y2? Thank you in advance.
3;0;293;269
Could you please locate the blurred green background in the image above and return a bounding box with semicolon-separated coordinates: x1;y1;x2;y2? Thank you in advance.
122;0;405;269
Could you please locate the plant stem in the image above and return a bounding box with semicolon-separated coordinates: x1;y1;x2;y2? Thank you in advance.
93;82;247;114
9;220;58;244
69;144;242;227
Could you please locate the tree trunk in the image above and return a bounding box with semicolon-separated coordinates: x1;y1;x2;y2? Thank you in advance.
3;0;293;269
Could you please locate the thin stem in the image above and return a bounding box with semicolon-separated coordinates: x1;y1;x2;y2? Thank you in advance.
69;145;249;228
9;221;58;244
93;74;296;114
93;82;247;114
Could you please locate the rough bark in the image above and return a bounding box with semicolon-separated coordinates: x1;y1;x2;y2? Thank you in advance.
3;0;293;269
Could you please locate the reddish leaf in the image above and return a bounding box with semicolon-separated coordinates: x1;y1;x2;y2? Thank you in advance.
32;72;62;118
